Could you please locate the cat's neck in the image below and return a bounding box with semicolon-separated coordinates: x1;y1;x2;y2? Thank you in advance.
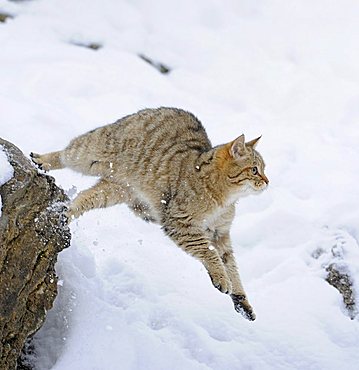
196;147;235;207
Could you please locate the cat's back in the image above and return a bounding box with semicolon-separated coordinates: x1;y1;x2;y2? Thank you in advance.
118;107;211;147
81;107;211;153
102;107;212;165
65;108;212;180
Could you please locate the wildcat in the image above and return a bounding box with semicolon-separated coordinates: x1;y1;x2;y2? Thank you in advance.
31;107;268;321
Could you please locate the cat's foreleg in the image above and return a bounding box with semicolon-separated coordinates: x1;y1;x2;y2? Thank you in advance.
163;222;232;294
224;251;256;321
67;178;128;220
214;232;256;321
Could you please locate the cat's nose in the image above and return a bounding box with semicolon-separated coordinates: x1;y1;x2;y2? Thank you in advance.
261;174;269;184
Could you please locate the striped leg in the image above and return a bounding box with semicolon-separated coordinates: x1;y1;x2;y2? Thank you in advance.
67;178;129;220
164;222;232;294
212;231;256;321
30;151;64;172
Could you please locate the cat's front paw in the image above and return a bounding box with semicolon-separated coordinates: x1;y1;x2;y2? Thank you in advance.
209;272;232;294
231;294;256;321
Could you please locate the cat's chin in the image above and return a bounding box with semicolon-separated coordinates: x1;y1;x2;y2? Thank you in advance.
237;183;266;198
235;184;256;198
251;184;268;195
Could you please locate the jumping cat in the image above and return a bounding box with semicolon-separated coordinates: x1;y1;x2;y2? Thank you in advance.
31;107;269;321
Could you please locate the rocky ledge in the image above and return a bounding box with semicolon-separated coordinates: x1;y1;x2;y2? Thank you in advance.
0;138;71;370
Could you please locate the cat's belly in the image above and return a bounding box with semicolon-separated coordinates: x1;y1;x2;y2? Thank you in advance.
127;191;161;224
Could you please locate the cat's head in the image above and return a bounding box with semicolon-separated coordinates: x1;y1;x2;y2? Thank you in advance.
216;134;269;196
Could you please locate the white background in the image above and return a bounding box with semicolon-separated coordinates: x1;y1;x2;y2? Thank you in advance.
1;0;359;369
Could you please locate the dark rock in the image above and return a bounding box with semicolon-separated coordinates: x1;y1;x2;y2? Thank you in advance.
139;54;171;74
326;264;356;319
312;230;357;320
71;41;103;50
0;13;13;23
0;138;71;370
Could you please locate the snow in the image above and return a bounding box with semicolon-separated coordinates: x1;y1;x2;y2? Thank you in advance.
0;146;14;215
0;147;13;186
1;0;359;369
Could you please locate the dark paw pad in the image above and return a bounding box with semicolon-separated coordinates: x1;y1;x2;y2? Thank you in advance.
213;283;229;294
30;152;40;159
231;294;256;321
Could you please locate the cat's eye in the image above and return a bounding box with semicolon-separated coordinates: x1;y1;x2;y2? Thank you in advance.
252;167;258;175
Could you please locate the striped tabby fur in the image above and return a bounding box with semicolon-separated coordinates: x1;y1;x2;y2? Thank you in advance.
31;107;269;320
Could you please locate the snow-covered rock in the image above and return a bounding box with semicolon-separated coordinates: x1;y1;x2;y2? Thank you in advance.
0;138;71;370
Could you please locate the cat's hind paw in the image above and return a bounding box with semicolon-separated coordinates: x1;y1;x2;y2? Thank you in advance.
64;207;79;223
231;294;256;321
30;152;51;172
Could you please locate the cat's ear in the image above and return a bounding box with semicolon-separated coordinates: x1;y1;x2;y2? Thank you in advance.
229;134;247;158
246;135;261;149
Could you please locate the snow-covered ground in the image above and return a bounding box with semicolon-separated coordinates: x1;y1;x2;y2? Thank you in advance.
1;0;359;369
0;145;14;215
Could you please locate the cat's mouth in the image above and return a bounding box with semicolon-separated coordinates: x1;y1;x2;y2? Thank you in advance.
236;182;255;197
254;180;268;191
238;180;268;196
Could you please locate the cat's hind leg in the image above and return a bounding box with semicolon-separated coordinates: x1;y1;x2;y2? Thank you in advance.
30;151;64;172
67;178;129;220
